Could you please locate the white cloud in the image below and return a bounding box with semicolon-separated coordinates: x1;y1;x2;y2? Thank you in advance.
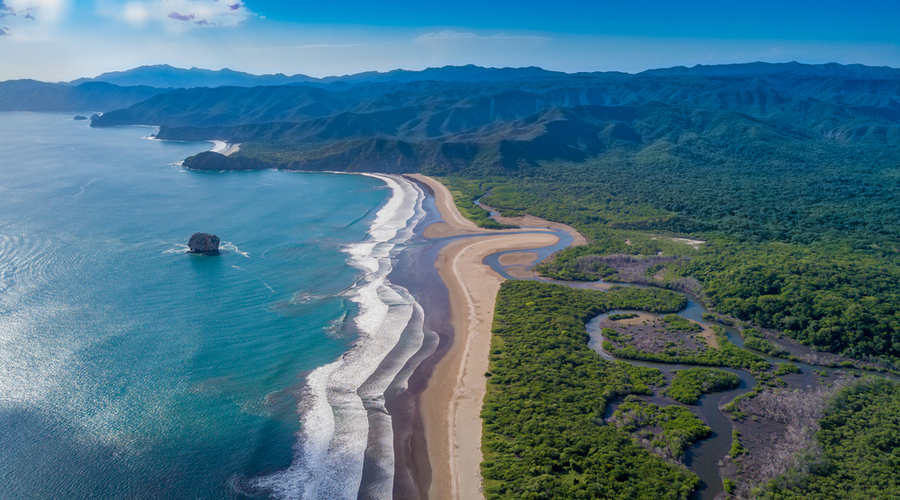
0;0;68;39
122;2;148;25
415;30;479;40
413;30;550;45
236;43;371;51
2;0;66;23
98;0;252;28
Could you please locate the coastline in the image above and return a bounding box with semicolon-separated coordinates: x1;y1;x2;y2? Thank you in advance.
409;174;582;500
209;140;241;156
252;173;429;500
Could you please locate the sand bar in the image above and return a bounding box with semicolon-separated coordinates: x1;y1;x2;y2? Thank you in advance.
497;251;539;267
412;174;577;500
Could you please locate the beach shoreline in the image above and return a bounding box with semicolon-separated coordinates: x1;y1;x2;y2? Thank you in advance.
408;174;582;500
209;140;241;156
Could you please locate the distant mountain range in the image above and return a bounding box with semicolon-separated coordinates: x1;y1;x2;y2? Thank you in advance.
67;64;573;89
2;62;899;172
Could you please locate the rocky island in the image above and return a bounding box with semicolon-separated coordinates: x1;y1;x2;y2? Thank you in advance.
188;233;220;255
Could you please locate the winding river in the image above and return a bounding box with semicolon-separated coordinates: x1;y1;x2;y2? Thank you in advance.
479;221;888;500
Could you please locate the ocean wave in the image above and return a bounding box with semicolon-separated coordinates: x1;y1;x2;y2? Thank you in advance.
163;244;190;255
221;242;250;258
250;174;428;500
290;292;327;305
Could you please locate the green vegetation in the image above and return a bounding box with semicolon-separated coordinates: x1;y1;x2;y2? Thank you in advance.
666;368;742;404
754;378;900;499
609;313;640;321
723;478;736;495
609;399;711;458
774;363;802;376
741;328;790;358
729;430;745;458
482;281;698;499
702;312;736;326
534;250;618;281
434;176;519;229
677;245;900;364
473;143;900;367
606;325;770;371
662;314;703;332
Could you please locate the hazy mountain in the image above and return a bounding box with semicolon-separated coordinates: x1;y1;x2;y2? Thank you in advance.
68;64;318;89
68;64;569;89
639;61;900;79
81;62;900;173
0;80;166;112
3;62;899;173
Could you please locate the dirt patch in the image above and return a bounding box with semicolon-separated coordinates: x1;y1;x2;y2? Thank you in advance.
587;254;687;284
600;315;712;355
722;375;854;498
699;325;721;349
651;236;705;250
610;312;656;326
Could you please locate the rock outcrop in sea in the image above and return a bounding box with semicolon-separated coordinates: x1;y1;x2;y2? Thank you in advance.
188;233;220;255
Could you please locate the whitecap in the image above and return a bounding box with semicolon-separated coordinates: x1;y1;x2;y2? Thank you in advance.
250;174;428;500
290;292;326;305
163;244;190;255
220;242;250;258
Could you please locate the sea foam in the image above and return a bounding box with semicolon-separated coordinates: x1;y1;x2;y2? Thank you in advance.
251;174;428;500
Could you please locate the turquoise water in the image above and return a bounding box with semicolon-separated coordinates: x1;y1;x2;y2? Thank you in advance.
0;113;422;499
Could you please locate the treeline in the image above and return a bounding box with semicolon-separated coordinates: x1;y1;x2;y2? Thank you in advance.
679;243;900;361
482;141;900;248
482;281;698;499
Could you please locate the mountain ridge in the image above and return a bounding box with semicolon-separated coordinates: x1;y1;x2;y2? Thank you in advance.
4;61;900;175
83;63;900;173
61;61;900;89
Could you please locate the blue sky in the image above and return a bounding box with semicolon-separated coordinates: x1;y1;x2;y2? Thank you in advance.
2;0;900;81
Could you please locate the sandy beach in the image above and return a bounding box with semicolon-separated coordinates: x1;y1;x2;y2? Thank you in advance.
209;140;241;156
410;174;583;500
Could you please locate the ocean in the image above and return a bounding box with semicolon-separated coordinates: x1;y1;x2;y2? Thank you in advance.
0;112;429;499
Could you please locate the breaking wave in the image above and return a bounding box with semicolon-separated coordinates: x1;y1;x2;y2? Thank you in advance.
250;174;429;500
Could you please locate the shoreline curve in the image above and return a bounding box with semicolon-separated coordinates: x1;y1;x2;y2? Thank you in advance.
408;174;581;500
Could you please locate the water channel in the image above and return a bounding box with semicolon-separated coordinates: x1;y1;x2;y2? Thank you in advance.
474;205;891;500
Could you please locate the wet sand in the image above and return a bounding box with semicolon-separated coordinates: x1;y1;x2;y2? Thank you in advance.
410;174;574;500
497;251;539;267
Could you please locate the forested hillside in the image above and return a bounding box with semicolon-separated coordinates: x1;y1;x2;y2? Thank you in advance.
78;62;900;174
